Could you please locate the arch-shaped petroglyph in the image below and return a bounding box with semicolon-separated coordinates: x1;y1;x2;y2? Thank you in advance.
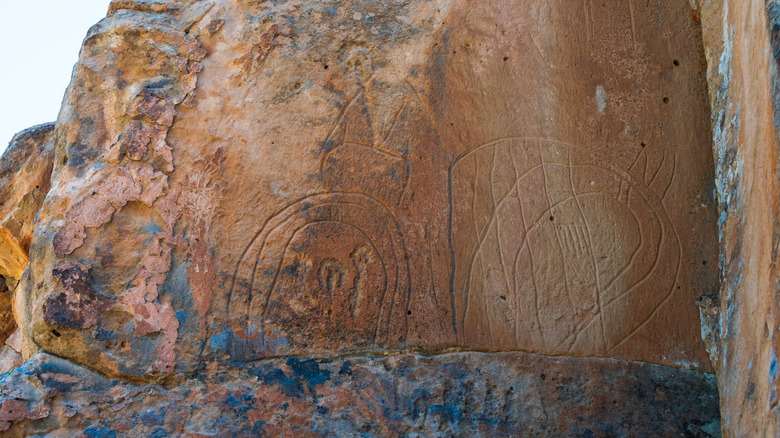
316;46;455;346
450;138;680;354
227;192;411;358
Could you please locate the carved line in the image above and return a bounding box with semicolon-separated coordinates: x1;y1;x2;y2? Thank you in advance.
584;0;593;41
486;146;503;345
492;146;516;339
458;163;544;303
262;219;387;341
608;189;682;352
536;141;576;313
257;210;400;341
627;0;637;47
227;192;411;343
551;162;679;348
594;204;643;294
661;153;677;200
648;149;666;186
450;137;681;349
425;225;440;310
567;148;607;350
562;164;669;309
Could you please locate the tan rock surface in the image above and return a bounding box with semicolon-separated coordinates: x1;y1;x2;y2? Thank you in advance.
697;0;780;435
0;123;54;289
0;123;55;346
16;0;717;382
0;0;731;435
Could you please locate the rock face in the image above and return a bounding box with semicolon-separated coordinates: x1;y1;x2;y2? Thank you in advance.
25;0;718;379
0;0;728;435
0;123;55;352
0;123;54;293
0;351;720;436
696;0;780;435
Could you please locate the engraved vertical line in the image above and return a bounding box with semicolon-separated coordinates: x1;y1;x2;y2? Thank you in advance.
516;195;545;349
662;153;677;199
508;140;525;345
425;225;440;310
464;155;481;336
584;0;593;41
491;144;517;346
627;0;637;47
447;161;459;341
567;149;608;351
538;141;575;311
484;147;499;345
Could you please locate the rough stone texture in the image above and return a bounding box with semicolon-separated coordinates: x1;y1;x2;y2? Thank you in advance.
0;123;55;287
696;0;780;435
20;0;718;381
0;123;55;347
0;0;727;435
0;351;720;436
0;346;22;376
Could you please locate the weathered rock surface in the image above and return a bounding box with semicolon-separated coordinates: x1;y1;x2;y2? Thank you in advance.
0;351;719;436
0;124;55;286
0;0;729;435
696;0;780;435
0;123;55;347
20;0;717;381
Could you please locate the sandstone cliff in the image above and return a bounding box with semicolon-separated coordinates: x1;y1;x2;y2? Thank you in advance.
0;0;766;435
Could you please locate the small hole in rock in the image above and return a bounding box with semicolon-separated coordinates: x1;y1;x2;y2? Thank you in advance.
703;260;708;266
549;216;554;222
407;310;412;315
673;59;680;66
541;374;546;380
503;56;510;62
52;329;61;337
324;64;329;69
663;97;670;104
499;295;507;301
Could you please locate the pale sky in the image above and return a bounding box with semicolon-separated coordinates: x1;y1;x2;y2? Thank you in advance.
0;1;111;155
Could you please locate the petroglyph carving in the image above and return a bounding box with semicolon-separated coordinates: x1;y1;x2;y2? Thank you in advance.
223;44;457;358
225;27;688;361
349;245;372;317
318;258;347;300
451;138;680;354
227;192;411;358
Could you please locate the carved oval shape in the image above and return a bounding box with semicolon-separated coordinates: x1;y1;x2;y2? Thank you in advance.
450;138;680;354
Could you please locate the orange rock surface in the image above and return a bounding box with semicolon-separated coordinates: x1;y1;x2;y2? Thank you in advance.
0;0;745;435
